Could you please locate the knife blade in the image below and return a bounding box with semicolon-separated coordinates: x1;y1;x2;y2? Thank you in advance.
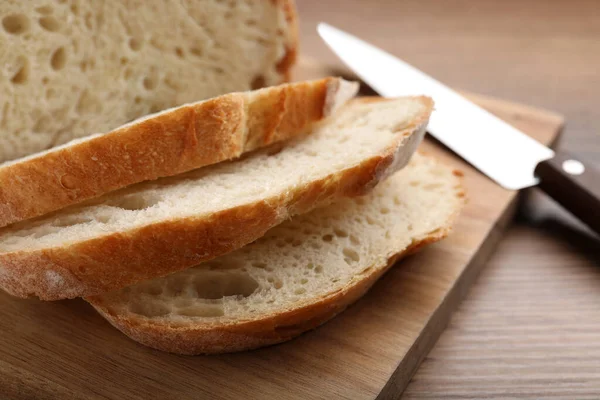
318;23;600;235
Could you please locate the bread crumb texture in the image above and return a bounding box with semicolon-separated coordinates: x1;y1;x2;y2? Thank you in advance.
88;153;464;353
0;0;295;161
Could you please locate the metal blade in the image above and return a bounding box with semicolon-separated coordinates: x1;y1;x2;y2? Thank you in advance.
318;23;554;190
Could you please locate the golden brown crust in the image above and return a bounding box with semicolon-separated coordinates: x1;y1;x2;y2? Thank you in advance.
88;153;466;355
88;226;455;355
274;0;299;82
0;78;351;228
0;97;432;301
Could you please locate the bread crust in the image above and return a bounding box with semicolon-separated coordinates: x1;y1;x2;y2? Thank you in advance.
0;97;432;300
275;0;299;82
88;211;458;355
0;78;357;228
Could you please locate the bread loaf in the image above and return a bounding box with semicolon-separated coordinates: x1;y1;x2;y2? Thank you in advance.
0;97;432;300
88;153;465;354
0;0;297;161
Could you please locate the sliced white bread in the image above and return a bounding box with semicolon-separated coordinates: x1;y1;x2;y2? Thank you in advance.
0;0;297;162
88;153;465;354
0;78;357;228
0;97;433;300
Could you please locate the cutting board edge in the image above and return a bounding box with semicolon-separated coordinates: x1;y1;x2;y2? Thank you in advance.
378;192;521;399
378;118;564;399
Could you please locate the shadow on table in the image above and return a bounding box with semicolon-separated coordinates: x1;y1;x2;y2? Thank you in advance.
518;189;600;264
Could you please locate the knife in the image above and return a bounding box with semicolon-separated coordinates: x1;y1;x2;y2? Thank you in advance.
318;23;600;235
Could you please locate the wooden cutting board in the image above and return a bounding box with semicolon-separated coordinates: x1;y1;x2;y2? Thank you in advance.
0;63;563;400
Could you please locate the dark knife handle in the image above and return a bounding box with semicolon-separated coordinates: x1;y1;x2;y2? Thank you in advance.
535;150;600;235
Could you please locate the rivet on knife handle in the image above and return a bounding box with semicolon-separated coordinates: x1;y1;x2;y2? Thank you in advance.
534;151;600;235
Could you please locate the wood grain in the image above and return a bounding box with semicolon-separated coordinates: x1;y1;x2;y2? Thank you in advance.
0;88;562;399
296;0;600;398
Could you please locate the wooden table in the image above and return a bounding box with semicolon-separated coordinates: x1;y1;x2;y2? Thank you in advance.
297;1;600;398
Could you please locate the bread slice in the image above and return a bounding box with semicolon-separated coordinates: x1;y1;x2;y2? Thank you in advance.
0;97;433;300
0;78;357;228
0;0;297;162
88;153;465;354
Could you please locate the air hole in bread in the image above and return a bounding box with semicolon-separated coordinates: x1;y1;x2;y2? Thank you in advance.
343;248;360;264
294;288;306;295
143;76;157;90
10;58;29;85
407;224;414;231
322;234;333;242
251;75;265;90
50;47;67;70
300;278;308;285
2;14;30;35
70;4;79;16
256;37;270;47
129;301;169;317
246;19;257;27
193;271;258;299
380;207;390;215
178;306;224;318
174;47;184;58
393;196;402;205
349;235;360;245
51;216;93;228
189;47;203;58
96;215;111;224
410;181;420;187
273;280;283;289
128;37;142;51
315;265;323;274
366;216;376;226
35;5;54;14
110;194;159;211
306;263;314;270
334;228;348;238
39;16;60;32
